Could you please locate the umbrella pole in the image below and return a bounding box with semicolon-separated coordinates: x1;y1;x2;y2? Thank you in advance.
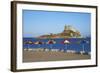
81;44;85;54
27;44;29;51
83;44;85;53
64;44;67;52
50;44;52;51
66;44;67;52
38;44;40;51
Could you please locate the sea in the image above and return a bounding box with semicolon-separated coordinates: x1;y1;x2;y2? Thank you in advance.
23;37;91;52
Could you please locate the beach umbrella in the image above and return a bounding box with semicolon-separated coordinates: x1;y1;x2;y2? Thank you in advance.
81;40;89;54
28;41;33;44
64;39;70;44
24;41;33;51
24;41;28;50
34;41;43;48
63;39;70;52
47;39;56;51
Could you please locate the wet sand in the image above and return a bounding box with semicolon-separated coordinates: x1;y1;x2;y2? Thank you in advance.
23;50;90;62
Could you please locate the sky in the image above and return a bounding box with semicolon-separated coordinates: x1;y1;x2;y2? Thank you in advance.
23;10;91;37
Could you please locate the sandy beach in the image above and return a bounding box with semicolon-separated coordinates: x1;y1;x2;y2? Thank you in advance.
23;49;90;62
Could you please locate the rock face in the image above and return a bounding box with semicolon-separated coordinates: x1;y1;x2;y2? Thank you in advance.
38;25;81;38
59;25;81;38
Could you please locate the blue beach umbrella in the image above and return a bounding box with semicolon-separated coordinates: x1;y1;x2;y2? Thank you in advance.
81;40;89;54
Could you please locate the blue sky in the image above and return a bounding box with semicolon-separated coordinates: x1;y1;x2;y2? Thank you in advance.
23;10;91;37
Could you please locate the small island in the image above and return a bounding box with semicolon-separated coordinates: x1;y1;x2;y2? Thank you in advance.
38;25;81;39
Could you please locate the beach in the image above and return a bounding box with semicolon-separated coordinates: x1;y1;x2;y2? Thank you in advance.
23;49;90;62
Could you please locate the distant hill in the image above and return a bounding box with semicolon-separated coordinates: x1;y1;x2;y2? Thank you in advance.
38;25;81;39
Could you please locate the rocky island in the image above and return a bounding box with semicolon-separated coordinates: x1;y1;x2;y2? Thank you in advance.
38;25;81;38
